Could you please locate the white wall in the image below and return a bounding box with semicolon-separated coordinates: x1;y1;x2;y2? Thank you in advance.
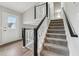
54;2;62;19
61;2;79;56
48;2;54;20
0;7;2;43
0;6;22;45
23;6;34;24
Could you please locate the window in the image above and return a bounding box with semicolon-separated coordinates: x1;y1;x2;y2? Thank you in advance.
8;16;16;29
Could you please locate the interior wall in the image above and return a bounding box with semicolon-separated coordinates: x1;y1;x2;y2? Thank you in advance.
23;6;34;24
48;2;54;20
62;2;79;56
0;7;2;43
54;2;61;19
0;6;22;45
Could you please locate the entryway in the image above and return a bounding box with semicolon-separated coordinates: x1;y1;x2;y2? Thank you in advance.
0;40;32;56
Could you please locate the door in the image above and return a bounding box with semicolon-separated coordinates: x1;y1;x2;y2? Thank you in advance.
2;12;19;44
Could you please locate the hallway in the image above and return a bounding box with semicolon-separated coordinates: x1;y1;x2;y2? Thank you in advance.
0;40;32;56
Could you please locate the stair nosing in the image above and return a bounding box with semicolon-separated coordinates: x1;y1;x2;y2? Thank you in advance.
46;33;66;36
41;49;62;56
48;29;65;31
46;37;67;42
49;26;64;27
44;43;68;50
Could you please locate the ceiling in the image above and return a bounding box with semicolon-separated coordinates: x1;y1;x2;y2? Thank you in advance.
0;2;37;13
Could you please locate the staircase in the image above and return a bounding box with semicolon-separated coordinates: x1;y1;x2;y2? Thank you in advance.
40;19;69;56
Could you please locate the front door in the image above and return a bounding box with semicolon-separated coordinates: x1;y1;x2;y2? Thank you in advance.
2;12;19;44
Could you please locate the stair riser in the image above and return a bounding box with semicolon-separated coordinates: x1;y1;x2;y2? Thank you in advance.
50;22;63;24
46;34;66;39
47;31;65;34
50;24;63;26
46;39;67;47
48;26;64;29
49;24;64;26
51;20;63;21
50;21;63;23
50;22;63;25
50;22;63;23
44;46;69;56
51;19;63;21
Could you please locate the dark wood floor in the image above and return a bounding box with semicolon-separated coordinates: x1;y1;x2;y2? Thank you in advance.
0;40;32;56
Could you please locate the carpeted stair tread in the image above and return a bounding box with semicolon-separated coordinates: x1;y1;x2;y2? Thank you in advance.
44;43;69;56
46;33;66;39
46;37;67;41
48;26;64;29
46;37;67;47
40;49;62;56
44;43;68;50
40;19;69;56
47;29;65;34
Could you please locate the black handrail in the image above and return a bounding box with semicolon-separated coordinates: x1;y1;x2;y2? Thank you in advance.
34;6;36;19
22;28;26;47
35;3;46;7
62;8;78;37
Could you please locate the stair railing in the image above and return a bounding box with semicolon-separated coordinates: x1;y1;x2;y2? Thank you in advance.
22;2;48;56
34;2;48;56
62;7;78;37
